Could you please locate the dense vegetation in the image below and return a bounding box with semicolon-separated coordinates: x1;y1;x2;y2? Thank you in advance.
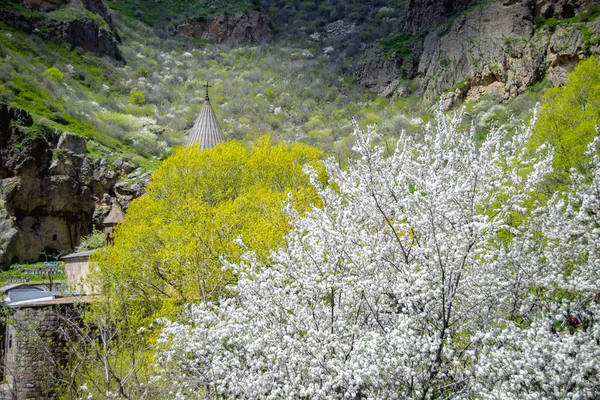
530;57;600;190
46;61;599;398
62;139;323;397
0;0;430;167
158;107;600;399
2;0;600;398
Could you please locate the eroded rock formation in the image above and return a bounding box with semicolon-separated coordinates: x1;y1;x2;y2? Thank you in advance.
0;105;147;267
176;12;272;46
358;0;600;105
0;0;122;60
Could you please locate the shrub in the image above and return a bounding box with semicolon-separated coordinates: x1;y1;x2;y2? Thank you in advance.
128;89;146;105
546;17;559;31
43;67;63;82
76;229;105;252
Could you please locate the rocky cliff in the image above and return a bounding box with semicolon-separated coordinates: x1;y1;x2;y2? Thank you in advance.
0;105;149;267
356;0;600;106
1;0;122;60
176;12;272;46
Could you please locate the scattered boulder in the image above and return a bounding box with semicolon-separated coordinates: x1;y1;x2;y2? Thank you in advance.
57;132;87;155
324;19;359;38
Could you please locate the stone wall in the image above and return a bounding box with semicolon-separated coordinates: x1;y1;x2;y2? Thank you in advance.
64;256;93;293
3;303;83;399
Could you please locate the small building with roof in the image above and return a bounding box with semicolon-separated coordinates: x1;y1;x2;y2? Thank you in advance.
103;202;124;246
186;82;225;149
61;202;124;293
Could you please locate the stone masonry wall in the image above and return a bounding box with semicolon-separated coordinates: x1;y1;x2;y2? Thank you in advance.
3;304;82;399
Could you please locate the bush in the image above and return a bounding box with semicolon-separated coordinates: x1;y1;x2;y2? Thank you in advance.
546;17;559;31
43;67;63;82
128;89;146;105
76;229;106;252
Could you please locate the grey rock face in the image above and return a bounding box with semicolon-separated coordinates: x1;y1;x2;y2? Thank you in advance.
402;0;480;34
356;44;400;94
177;12;272;46
4;0;123;60
20;0;68;12
360;0;600;104
418;0;539;101
0;105;150;267
0;208;19;266
49;17;122;61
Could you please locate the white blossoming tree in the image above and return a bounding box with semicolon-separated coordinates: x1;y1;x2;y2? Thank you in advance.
156;111;600;399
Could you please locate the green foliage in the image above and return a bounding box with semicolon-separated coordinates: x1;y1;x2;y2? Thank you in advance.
75;139;323;396
128;89;146;105
43;67;63;82
546;17;559;31
75;228;106;252
378;34;415;59
530;56;600;190
91;138;322;315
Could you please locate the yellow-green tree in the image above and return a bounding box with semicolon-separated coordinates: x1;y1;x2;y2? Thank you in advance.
74;137;323;398
530;56;600;189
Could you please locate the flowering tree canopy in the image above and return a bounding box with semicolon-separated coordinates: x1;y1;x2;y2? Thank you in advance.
157;111;600;399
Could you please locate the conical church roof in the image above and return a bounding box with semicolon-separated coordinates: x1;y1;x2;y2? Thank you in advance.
103;203;124;226
186;84;225;150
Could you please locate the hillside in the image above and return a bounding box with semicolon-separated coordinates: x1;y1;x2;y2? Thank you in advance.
0;0;598;266
2;1;600;398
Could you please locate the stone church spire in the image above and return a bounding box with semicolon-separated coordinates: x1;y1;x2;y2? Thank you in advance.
186;82;225;150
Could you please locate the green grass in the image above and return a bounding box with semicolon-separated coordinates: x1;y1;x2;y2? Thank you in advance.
0;262;65;283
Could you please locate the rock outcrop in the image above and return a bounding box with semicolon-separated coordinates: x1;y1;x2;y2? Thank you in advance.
49;17;122;60
359;0;600;105
355;44;403;97
402;0;479;34
176;12;271;46
0;0;122;60
0;105;147;267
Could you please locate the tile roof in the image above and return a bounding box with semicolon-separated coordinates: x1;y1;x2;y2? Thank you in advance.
186;96;225;150
103;203;124;225
61;250;96;260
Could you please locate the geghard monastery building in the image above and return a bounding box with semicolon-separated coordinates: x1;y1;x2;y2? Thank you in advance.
186;83;225;149
1;85;224;399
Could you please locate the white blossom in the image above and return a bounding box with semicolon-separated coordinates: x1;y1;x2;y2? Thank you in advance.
156;110;599;398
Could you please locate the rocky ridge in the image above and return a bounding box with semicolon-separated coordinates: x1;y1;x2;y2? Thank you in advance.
175;12;272;46
356;0;600;106
0;0;122;60
0;105;149;267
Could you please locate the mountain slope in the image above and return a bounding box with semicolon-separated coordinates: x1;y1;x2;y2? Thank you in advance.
1;0;598;266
